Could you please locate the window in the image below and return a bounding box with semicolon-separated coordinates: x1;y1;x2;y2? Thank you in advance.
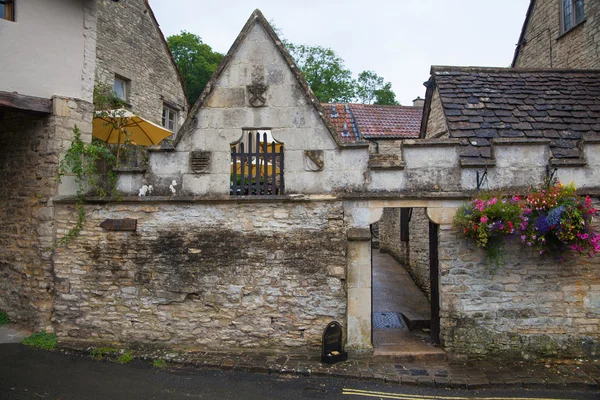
162;106;177;132
562;0;585;33
113;76;128;101
1;0;14;21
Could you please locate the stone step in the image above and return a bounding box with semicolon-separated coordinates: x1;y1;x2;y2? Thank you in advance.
372;345;447;362
400;312;430;331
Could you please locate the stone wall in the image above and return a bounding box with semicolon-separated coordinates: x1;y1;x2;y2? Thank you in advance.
0;98;93;329
376;207;430;298
438;199;600;359
514;0;600;68
424;90;448;139
52;200;347;353
95;0;187;130
407;208;430;298
379;208;407;264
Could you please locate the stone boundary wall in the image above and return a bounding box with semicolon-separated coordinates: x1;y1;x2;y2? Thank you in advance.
438;199;600;359
0;97;93;329
378;208;407;264
407;208;430;299
52;201;347;353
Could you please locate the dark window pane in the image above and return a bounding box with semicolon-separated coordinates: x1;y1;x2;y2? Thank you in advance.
575;0;585;24
563;0;573;31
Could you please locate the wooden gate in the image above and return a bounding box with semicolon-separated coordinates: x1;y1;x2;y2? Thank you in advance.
231;131;284;195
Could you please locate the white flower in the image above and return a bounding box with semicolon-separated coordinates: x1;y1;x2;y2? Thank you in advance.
148;185;153;192
171;180;177;186
169;185;176;194
138;185;149;197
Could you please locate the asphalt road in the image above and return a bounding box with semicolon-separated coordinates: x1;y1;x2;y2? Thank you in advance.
0;344;597;400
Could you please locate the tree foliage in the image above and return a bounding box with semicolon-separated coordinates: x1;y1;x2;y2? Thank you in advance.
286;43;356;103
167;27;399;106
286;42;398;104
167;31;224;106
357;71;398;105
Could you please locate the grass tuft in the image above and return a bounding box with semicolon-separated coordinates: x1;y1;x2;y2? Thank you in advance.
90;347;119;360
21;332;57;350
0;310;10;326
117;351;134;364
152;358;167;369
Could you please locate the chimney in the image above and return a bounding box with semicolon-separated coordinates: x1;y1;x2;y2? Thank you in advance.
412;97;425;108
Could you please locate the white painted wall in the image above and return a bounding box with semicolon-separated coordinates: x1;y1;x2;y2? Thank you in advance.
0;0;88;100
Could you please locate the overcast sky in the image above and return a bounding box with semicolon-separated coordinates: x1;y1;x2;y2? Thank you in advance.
149;0;530;105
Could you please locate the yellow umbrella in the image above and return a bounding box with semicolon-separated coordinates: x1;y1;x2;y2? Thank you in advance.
92;109;172;146
230;159;279;177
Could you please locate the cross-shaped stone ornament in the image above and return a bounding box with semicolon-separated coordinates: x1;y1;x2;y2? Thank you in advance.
247;83;267;107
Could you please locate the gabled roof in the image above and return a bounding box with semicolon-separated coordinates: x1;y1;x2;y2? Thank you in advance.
322;103;423;142
423;66;600;161
143;0;189;111
511;0;536;67
174;9;368;149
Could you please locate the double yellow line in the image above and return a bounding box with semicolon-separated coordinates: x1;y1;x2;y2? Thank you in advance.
342;388;571;400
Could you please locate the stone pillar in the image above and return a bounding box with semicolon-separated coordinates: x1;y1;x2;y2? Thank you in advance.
344;202;382;354
346;228;372;353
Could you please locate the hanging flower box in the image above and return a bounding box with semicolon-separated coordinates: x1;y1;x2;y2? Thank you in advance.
453;182;599;270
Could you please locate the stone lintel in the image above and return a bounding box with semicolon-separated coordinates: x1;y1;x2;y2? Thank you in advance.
550;158;587;167
347;228;371;241
460;159;497;168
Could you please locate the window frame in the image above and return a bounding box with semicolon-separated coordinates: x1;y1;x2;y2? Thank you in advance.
162;105;178;133
560;0;585;35
113;75;129;102
1;0;15;22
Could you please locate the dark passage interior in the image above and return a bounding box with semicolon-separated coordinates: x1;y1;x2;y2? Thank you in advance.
371;208;443;357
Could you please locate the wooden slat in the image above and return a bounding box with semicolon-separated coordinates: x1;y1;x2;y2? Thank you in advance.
232;145;238;195
279;145;285;194
240;141;246;195
254;132;260;195
0;91;52;114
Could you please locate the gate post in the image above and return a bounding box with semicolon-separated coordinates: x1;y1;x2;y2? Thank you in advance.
344;203;382;355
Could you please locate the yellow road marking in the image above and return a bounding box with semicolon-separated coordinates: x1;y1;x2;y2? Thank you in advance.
342;388;571;400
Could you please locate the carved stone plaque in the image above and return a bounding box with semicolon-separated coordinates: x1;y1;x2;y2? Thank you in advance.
304;150;324;171
100;219;137;231
190;151;211;174
247;83;267;107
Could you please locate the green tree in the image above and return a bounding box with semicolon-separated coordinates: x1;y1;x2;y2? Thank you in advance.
374;82;399;105
286;43;356;103
357;70;399;105
167;31;224;105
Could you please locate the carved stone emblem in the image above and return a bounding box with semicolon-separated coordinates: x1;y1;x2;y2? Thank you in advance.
190;151;211;174
304;150;324;171
247;83;267;107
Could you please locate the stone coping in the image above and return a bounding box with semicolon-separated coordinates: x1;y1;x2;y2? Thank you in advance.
59;346;600;391
52;187;600;205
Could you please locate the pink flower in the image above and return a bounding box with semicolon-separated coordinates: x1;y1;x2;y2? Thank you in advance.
480;216;488;223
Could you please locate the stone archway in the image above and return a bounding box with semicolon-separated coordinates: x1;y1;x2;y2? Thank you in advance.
343;199;460;354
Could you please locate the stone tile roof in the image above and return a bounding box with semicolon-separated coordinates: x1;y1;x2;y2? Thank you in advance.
426;66;600;160
322;103;423;141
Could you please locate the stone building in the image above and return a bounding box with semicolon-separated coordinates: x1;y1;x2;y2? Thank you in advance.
512;0;599;68
95;0;188;134
0;0;187;329
47;10;600;360
419;65;600;357
3;3;600;361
